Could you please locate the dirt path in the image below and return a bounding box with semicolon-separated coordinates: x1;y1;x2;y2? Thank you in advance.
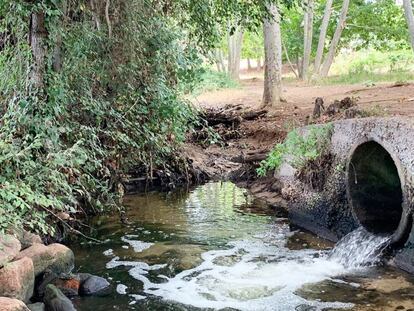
196;78;414;118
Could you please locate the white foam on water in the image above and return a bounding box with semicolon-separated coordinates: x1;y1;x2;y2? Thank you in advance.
116;284;128;295
106;256;167;271
107;226;389;311
121;236;153;252
103;249;113;256
110;226;349;310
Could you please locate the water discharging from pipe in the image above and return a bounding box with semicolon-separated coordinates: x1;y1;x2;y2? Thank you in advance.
329;227;391;269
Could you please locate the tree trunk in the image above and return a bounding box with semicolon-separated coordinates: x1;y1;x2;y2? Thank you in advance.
403;0;414;53
29;11;47;91
90;0;101;31
213;49;226;72
314;0;333;75
247;58;252;70
282;40;299;78
302;0;314;80
297;57;304;79
320;0;350;77
262;4;282;107
218;50;226;72
105;0;112;38
227;26;244;80
215;58;222;72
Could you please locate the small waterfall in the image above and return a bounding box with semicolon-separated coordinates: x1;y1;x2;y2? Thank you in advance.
329;227;391;269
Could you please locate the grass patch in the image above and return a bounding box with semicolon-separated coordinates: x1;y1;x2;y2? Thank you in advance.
192;69;240;95
316;71;414;86
316;49;414;86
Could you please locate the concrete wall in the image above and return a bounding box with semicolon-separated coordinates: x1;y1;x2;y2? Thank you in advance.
276;117;414;273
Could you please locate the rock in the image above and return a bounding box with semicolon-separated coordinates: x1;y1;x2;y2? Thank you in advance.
0;297;30;311
52;276;81;297
78;275;110;296
0;257;34;302
44;285;76;311
35;270;58;299
12;229;42;250
363;276;412;293
15;244;74;276
38;273;103;298
0;234;22;268
27;302;45;311
75;273;92;283
47;244;75;275
14;244;51;276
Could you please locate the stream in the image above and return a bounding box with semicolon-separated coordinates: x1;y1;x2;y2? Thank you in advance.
71;182;414;311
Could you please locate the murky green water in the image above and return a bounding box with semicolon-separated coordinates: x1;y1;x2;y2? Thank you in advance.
70;182;414;311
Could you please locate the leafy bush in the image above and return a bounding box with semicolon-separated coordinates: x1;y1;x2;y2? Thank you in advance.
257;124;333;177
0;1;200;235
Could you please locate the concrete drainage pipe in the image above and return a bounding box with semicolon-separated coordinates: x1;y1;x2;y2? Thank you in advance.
347;140;412;246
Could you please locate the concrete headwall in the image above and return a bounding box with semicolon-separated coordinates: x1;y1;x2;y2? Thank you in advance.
276;117;414;273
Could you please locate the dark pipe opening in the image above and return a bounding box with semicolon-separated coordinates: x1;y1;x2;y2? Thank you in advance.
348;141;403;235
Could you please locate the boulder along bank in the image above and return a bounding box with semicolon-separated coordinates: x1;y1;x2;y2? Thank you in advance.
0;230;111;311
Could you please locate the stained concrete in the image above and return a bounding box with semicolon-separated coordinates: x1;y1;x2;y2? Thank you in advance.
276;117;414;273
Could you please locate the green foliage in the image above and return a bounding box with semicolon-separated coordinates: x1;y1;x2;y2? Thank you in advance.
0;0;203;235
192;69;240;95
242;31;264;60
345;0;409;51
257;124;333;177
280;3;304;62
279;0;411;68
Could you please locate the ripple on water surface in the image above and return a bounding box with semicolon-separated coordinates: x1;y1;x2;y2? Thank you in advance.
71;182;414;311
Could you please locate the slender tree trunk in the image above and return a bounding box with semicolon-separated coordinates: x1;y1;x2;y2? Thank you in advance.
302;0;314;80
227;27;244;80
403;0;414;53
29;11;47;91
320;0;350;77
247;58;252;70
213;49;225;72
90;0;101;31
218;50;226;72
282;40;299;78
262;4;282;107
215;58;221;72
314;0;333;75
297;57;304;79
105;0;112;38
257;58;262;71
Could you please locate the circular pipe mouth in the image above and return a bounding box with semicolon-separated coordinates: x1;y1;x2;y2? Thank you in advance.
346;141;409;245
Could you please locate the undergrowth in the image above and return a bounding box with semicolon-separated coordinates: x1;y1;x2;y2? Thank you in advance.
257;124;334;177
0;1;200;236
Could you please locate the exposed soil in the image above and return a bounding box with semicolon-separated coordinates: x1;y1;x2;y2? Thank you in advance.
184;76;414;206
